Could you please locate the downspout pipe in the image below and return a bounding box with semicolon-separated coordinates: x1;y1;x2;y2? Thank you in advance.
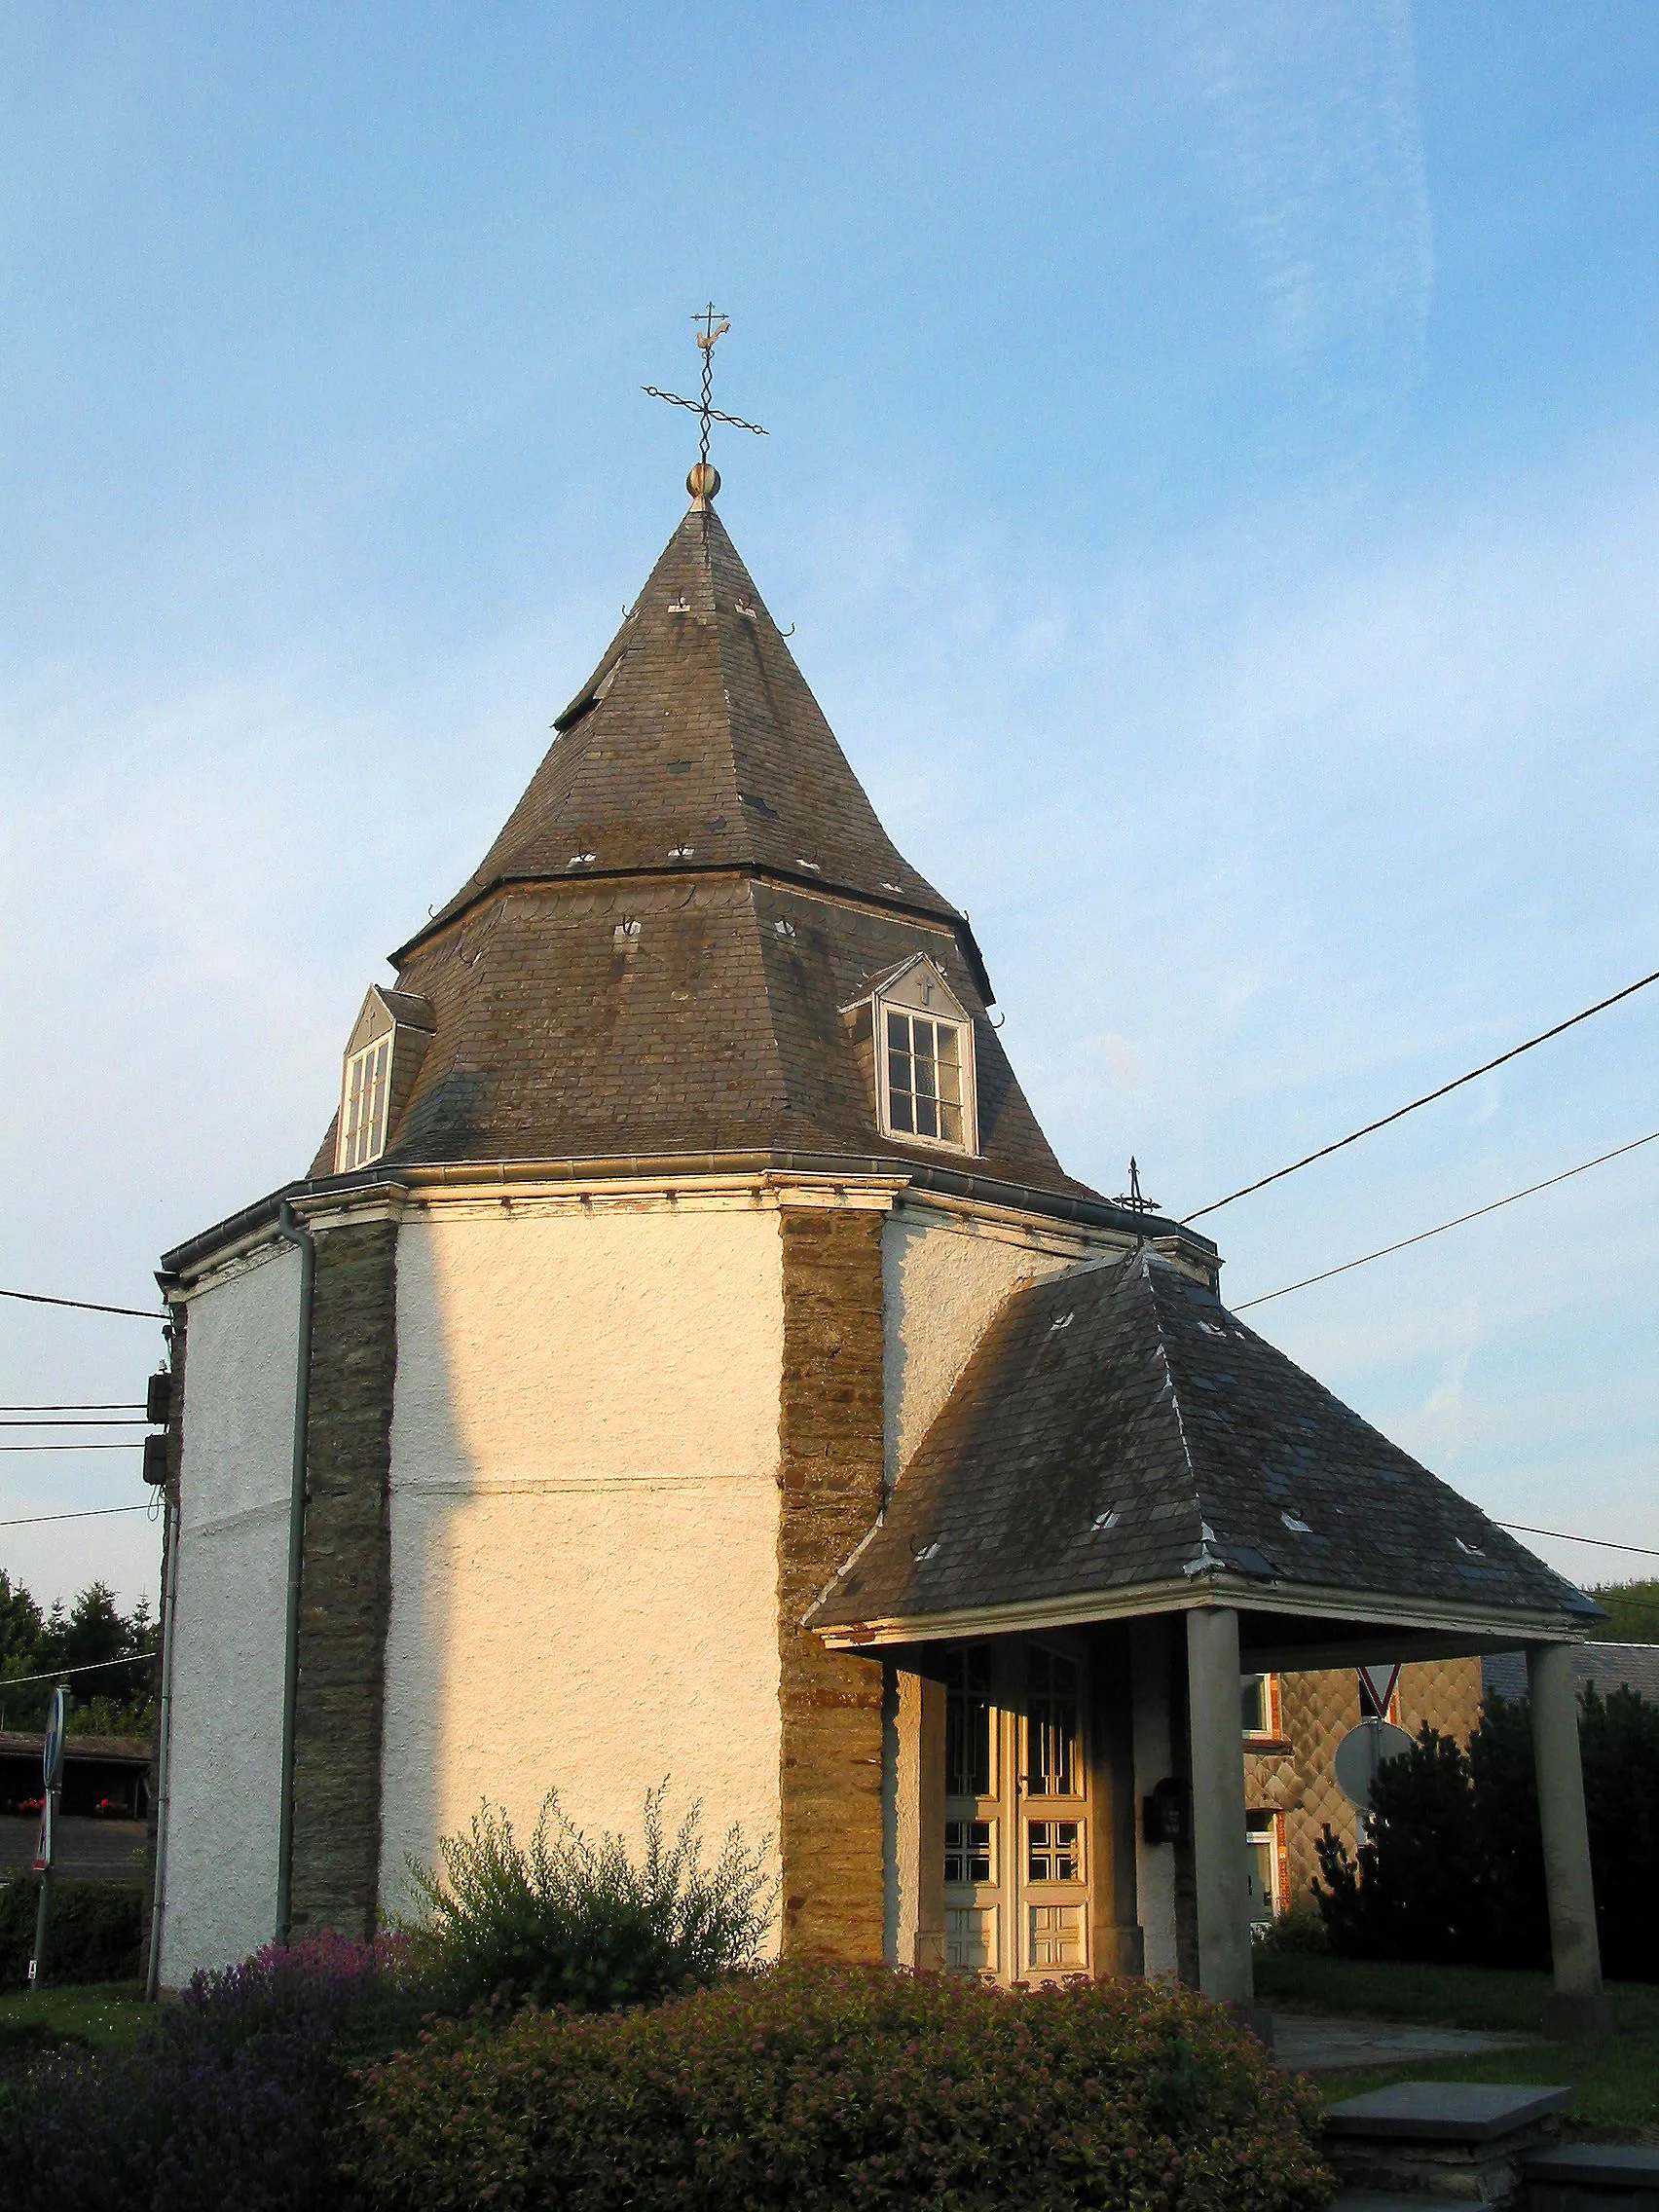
274;1199;315;1947
144;1482;183;2000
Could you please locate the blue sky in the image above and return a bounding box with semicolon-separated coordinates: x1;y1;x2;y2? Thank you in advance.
3;4;1655;1615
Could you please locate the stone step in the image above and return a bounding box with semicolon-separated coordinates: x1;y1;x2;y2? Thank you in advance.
1526;2146;1659;2212
1336;2194;1452;2212
1324;2083;1573;2204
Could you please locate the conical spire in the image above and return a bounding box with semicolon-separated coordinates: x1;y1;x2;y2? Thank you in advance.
326;493;1092;1203
401;501;958;961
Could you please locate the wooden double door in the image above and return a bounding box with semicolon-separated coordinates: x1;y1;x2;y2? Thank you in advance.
942;1639;1090;1981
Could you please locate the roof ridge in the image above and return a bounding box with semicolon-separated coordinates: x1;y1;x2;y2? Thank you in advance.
1133;1253;1213;1576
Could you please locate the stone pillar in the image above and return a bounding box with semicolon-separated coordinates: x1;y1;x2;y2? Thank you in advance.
1087;1626;1145;1976
776;1202;888;1959
1186;1606;1253;2008
1528;1642;1616;2040
1130;1615;1179;1980
289;1216;399;1941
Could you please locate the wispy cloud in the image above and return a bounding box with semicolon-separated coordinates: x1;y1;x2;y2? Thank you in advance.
1186;0;1434;438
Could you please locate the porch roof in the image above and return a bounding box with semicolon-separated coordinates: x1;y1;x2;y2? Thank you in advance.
808;1248;1599;1648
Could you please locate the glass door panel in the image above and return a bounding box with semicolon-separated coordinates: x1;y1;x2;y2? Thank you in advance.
943;1646;1003;1976
1019;1644;1088;1980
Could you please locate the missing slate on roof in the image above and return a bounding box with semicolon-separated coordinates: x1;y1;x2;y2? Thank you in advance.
739;790;779;818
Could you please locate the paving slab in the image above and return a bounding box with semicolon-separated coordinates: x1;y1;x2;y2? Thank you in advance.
1272;2012;1540;2076
1527;2145;1659;2212
1326;2085;1573;2141
1528;2151;1659;2187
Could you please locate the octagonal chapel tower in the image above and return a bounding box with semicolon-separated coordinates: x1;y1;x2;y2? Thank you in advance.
152;473;1210;1986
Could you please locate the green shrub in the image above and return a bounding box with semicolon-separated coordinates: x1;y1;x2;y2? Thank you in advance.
401;1785;773;2013
1254;1901;1328;1956
340;1961;1332;2212
1313;1686;1659;1979
0;1879;142;1990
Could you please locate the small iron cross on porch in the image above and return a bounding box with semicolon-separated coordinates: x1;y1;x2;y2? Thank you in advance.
644;305;768;499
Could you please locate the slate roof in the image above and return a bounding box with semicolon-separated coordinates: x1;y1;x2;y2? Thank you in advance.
401;501;962;956
1485;1642;1659;1707
293;492;1130;1211
809;1248;1598;1632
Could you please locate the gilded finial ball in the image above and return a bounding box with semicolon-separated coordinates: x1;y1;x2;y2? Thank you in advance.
687;461;720;504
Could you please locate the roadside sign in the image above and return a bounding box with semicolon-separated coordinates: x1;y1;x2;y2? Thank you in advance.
32;1794;53;1872
1358;1663;1402;1717
42;1683;67;1791
1334;1719;1414;1811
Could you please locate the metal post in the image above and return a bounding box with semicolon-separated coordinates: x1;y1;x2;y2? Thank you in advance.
30;1855;54;1988
1186;1606;1255;2009
145;1486;183;2000
274;1199;316;1947
29;1684;67;1990
1528;1642;1616;2040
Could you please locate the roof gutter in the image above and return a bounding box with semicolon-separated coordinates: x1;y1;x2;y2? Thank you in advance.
161;1151;1215;1284
811;1572;1597;1653
273;1198;314;1948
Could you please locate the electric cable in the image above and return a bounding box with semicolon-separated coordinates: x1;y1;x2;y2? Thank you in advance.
0;1654;156;1688
0;1419;154;1428
0;1503;154;1530
0;1287;164;1320
0;1441;146;1453
1233;1128;1659;1310
1495;1523;1659;1560
1184;962;1659;1224
0;1404;146;1414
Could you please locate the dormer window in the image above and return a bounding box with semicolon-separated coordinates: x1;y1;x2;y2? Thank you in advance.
333;986;436;1174
885;1008;964;1144
339;1034;391;1169
846;954;978;1157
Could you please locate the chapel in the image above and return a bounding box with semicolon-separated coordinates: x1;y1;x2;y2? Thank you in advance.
148;437;1611;2031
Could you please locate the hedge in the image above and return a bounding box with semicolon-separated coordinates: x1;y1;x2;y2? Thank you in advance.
0;1878;142;1989
341;1962;1332;2212
1314;1686;1659;1979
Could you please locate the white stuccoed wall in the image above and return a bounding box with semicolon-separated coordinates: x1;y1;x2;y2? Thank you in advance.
381;1201;787;1938
881;1203;1101;1488
159;1243;301;1985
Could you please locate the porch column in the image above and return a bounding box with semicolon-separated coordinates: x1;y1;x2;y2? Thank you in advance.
1186;1606;1253;2007
1527;1642;1616;2040
914;1674;946;1971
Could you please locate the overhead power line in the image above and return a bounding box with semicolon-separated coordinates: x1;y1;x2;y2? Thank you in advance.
0;1287;164;1321
0;1404;146;1415
1233;1128;1659;1311
0;1503;154;1530
0;1653;155;1688
0;1441;146;1454
1185;962;1659;1224
1496;1522;1659;1561
0;1419;153;1429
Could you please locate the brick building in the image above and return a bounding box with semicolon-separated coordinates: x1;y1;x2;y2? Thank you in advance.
146;450;1611;2030
1241;1659;1483;1916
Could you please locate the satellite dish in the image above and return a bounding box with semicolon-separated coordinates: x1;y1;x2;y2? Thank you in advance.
1334;1719;1414;1811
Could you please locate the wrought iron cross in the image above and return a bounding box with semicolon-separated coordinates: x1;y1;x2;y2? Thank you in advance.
1113;1158;1160;1216
644;304;768;476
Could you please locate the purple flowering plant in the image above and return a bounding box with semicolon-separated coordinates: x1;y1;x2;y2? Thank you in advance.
1;1930;418;2212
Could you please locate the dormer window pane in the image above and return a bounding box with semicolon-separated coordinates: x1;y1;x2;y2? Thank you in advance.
885;1009;967;1147
339;1034;391;1171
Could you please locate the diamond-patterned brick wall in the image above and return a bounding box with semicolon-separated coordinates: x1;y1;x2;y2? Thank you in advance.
1401;1656;1483;1746
1273;1658;1485;1904
777;1206;887;1960
1279;1671;1362;1903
